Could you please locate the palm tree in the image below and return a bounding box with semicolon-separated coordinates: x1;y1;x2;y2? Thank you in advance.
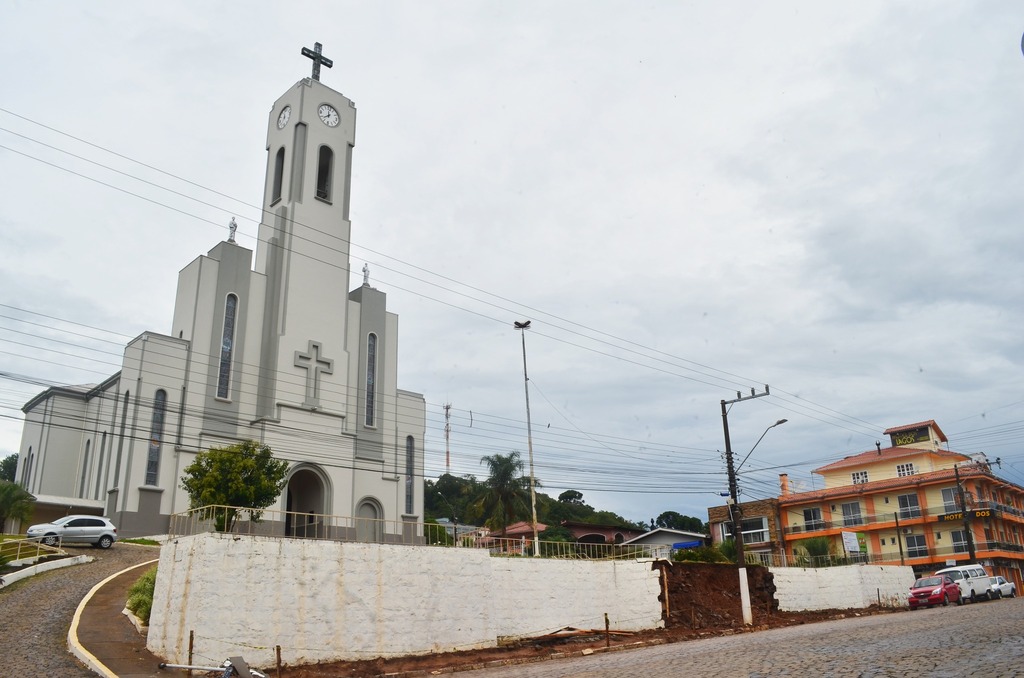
476;451;533;534
0;480;35;533
796;536;835;567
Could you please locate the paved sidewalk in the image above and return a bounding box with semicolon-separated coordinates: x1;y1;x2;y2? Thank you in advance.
70;560;165;678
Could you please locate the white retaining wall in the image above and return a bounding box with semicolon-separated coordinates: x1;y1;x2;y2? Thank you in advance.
769;564;914;611
147;533;663;667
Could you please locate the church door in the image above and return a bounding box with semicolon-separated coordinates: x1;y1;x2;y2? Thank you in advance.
355;499;382;543
285;468;326;538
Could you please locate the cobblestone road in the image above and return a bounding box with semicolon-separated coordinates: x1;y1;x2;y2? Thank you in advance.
459;598;1024;677
0;542;157;676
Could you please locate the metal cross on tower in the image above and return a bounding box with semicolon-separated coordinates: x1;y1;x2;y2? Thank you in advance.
301;42;334;81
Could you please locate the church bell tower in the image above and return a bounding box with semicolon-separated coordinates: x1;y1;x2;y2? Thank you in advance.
254;43;356;420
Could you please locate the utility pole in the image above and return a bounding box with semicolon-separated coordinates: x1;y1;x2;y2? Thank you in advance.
720;385;772;627
722;386;771;566
444;403;452;475
514;320;540;557
953;463;977;561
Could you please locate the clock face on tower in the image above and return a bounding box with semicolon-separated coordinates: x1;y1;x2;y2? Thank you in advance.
318;104;340;127
277;106;291;129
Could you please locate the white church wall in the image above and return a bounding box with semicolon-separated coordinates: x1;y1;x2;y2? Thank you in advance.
147;533;664;668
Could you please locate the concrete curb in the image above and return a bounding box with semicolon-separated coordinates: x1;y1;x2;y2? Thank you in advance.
67;558;159;678
0;554;94;586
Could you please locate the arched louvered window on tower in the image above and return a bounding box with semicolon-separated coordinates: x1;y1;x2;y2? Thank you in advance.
217;294;238;399
79;440;91;497
365;333;377;426
316;145;334;201
272;147;285;203
145;390;167;485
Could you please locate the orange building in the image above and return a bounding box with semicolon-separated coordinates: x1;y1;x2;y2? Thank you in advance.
777;421;1024;590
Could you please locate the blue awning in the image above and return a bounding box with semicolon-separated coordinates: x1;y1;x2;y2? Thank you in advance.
672;540;703;549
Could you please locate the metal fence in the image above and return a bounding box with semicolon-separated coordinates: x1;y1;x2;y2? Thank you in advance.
0;537;64;566
167;506;663;561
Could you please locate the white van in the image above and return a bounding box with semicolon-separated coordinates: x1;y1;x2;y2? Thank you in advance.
933;564;995;602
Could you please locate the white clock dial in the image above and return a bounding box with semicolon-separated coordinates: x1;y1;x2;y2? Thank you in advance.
318;104;340;127
277;106;291;129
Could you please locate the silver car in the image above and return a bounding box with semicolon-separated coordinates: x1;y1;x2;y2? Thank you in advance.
25;515;118;549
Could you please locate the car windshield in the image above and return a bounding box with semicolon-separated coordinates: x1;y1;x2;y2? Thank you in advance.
914;577;942;588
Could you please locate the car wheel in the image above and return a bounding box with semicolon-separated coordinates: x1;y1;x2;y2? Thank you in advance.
942;594;949;607
956;594;964;606
993;590;1001;600
970;591;977;603
42;534;59;547
1010;588;1016;598
97;535;114;549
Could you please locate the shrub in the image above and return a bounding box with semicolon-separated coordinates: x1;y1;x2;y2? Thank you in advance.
673;545;730;563
126;566;158;625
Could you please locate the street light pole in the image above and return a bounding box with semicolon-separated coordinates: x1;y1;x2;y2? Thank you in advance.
720;386;778;626
515;320;540;557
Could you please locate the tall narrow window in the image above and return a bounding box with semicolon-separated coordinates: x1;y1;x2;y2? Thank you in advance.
405;436;415;514
79;440;91;497
365;333;377;426
94;432;106;500
272;147;285;203
22;447;33;487
841;501;863;527
217;294;238;399
898;493;921;519
145;390;167;485
316;145;334;201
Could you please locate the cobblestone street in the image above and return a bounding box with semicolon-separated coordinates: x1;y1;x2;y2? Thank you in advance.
457;598;1024;677
0;543;157;677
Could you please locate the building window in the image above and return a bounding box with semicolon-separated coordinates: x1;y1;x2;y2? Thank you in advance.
803;507;824;531
365;333;376;426
94;433;106;500
841;501;863;527
79;440;91;498
906;534;928;558
316;145;333;201
405;436;415;515
21;447;33;486
145;390;167;485
217;294;238;399
942;487;961;513
951;530;969;553
896;463;916;477
721;517;769;544
272;147;285;203
898;493;921;519
851;471;868;485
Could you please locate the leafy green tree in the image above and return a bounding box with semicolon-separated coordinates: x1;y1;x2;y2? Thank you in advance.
179;440;289;532
673;545;729;563
475;451;533;533
653;510;707;534
0;454;18;483
718;538;737;563
0;480;35;531
558;489;585;505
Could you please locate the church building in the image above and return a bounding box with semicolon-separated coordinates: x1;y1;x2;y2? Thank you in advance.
13;45;426;539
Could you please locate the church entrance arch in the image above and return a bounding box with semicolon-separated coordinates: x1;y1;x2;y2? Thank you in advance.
355;497;383;543
285;465;330;538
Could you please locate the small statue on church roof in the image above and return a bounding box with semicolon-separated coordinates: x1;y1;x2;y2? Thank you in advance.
228;217;237;243
362;263;370;286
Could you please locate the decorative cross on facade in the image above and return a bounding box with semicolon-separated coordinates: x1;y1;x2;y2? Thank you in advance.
294;340;334;409
301;42;334;82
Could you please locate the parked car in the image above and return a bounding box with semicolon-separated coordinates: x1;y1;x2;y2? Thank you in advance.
25;515;118;548
933;564;994;602
909;574;962;609
989;576;1017;599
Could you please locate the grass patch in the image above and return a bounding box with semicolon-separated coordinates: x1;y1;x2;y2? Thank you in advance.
126;565;158;625
122;537;161;546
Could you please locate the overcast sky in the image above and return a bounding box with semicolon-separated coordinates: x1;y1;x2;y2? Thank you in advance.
2;2;1024;526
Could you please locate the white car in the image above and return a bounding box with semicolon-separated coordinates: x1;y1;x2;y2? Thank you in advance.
25;515;118;549
989;576;1017;599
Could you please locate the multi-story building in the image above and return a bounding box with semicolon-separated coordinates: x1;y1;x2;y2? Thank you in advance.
777;420;1023;590
707;497;784;565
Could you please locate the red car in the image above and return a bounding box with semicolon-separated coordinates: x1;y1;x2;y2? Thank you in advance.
909;574;962;609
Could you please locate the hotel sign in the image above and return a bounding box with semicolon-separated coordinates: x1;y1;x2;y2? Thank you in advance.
937;509;993;522
889;426;930;447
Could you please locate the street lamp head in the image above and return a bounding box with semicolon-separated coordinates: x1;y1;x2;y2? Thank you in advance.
774;419;788;426
514;320;531;330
